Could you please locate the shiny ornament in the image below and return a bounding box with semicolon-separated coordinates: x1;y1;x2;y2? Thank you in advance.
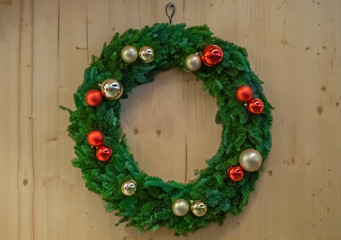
96;145;112;162
172;199;189;217
184;54;202;71
227;166;244;182
239;149;262;172
121;46;138;63
191;201;207;217
85;89;102;107
201;45;223;67
87;130;104;147
100;79;123;100
121;180;137;196
247;98;264;114
139;46;154;63
236;85;253;102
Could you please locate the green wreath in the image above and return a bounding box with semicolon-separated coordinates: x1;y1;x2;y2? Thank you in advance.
63;23;272;236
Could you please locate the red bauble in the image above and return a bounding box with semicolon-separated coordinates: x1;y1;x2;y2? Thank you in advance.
96;145;112;161
236;85;253;102
87;130;104;146
201;45;223;67
247;98;264;114
227;166;244;182
86;90;102;107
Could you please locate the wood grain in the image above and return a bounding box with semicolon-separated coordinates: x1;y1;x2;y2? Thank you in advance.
1;0;340;239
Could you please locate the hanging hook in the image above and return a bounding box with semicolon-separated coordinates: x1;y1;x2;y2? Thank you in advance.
165;2;176;24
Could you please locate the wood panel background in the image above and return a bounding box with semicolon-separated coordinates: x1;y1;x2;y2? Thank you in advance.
1;0;340;239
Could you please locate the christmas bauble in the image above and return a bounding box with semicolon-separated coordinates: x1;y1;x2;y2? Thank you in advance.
121;46;138;63
227;166;244;182
201;45;223;67
87;130;104;146
101;79;123;100
247;98;264;114
236;86;253;102
172;199;189;217
85;89;102;106
239;149;262;172
191;201;207;217
184;54;202;71
139;46;154;63
121;180;137;196
96;145;112;162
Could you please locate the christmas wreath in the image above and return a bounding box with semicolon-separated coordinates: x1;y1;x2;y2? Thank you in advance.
63;23;272;236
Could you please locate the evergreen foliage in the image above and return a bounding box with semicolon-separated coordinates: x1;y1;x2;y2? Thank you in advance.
64;23;272;236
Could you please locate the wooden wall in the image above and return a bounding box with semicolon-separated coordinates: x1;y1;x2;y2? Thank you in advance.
1;0;340;239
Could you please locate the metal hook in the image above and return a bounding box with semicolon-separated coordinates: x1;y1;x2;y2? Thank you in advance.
165;2;175;24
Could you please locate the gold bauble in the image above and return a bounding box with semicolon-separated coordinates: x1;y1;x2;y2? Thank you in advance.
121;180;137;196
121;46;138;63
139;46;154;63
100;79;123;100
184;54;202;71
190;200;207;217
172;199;189;217
239;149;262;172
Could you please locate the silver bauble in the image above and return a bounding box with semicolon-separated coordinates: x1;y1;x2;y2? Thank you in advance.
239;149;263;172
172;199;189;217
121;46;138;63
121;180;137;196
139;46;154;63
100;79;123;100
191;200;207;217
184;54;202;71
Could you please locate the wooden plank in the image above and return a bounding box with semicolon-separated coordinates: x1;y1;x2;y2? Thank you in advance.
32;0;61;239
57;0;90;239
0;0;20;239
14;0;36;239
